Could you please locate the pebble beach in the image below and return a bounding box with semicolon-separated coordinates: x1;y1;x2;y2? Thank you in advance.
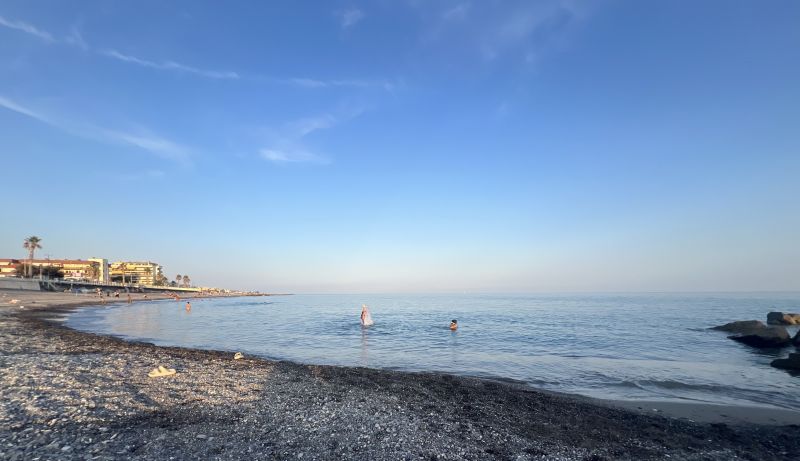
1;291;799;460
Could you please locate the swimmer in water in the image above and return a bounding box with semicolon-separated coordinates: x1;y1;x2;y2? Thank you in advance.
185;301;191;312
450;319;458;331
360;304;374;326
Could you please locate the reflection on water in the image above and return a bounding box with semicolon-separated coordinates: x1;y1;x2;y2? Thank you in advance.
360;328;369;366
66;292;800;410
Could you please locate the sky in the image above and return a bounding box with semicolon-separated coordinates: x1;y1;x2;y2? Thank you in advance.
0;1;798;293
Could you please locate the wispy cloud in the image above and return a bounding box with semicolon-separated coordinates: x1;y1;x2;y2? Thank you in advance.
259;148;328;165
338;8;365;29
64;24;88;51
0;14;236;79
289;114;339;137
286;77;395;91
0;95;49;121
101;128;190;162
417;0;589;63
480;1;588;62
118;169;167;181
443;3;470;21
0;15;54;42
0;94;190;163
1;14;392;88
259;108;365;165
100;49;239;80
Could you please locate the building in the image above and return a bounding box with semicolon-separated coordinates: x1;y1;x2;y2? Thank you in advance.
0;259;21;277
109;261;163;286
88;258;109;283
0;258;102;281
1;257;170;287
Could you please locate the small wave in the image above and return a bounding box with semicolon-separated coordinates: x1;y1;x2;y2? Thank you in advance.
214;301;273;308
618;379;733;393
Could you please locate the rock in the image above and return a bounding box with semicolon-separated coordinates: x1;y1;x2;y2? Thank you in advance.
711;320;765;334
771;353;800;370
766;312;800;325
729;326;791;348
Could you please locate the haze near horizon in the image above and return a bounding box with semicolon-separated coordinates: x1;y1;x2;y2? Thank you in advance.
1;1;798;293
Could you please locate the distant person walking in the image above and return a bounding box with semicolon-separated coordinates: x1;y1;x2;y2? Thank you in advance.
127;293;132;304
360;304;374;326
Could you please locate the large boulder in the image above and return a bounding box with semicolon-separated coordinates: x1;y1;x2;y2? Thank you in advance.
729;326;791;348
771;353;800;371
767;311;800;325
711;320;766;334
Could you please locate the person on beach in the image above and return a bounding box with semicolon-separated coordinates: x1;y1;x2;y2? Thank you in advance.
360;304;374;326
450;319;458;331
127;293;132;304
185;301;191;312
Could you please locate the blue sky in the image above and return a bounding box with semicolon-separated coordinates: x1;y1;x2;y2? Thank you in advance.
1;1;798;293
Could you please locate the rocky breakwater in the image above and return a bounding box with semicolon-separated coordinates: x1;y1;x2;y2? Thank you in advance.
772;353;800;371
711;320;791;348
712;315;800;372
767;311;800;326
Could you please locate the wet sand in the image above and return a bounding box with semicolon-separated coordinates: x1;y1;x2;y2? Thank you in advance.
1;290;799;460
608;399;800;426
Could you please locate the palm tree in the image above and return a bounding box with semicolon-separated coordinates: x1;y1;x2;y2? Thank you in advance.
175;274;182;286
182;275;190;287
84;263;100;281
23;236;42;278
118;262;128;285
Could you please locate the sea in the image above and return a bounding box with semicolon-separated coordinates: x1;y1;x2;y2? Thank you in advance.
65;292;800;410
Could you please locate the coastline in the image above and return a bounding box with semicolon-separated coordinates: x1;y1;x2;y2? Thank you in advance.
2;292;800;460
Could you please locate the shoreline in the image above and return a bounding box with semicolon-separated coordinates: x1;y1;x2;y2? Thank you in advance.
42;301;800;425
2;291;800;460
52;292;800;424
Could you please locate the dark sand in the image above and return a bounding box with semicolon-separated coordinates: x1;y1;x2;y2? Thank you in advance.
1;290;799;460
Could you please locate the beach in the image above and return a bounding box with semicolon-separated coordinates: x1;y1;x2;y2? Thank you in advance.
1;291;799;460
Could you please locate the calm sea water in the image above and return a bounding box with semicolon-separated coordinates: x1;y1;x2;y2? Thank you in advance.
66;293;800;409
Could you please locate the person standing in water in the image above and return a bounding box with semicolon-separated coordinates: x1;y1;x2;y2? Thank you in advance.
450;319;458;331
360;304;374;326
185;301;191;312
